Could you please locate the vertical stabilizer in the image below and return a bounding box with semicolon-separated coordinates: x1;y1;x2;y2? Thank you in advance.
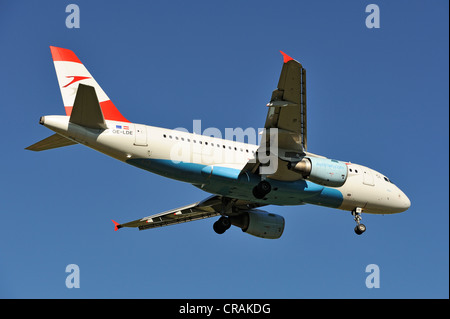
50;46;129;122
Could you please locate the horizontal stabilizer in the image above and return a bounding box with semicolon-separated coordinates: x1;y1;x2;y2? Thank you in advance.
70;84;107;129
25;133;77;152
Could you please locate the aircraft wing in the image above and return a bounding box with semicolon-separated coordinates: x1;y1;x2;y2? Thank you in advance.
242;51;307;180
113;195;264;231
265;51;307;152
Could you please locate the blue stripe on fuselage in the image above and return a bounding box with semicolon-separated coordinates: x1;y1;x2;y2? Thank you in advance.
304;186;343;209
127;158;207;184
126;158;343;208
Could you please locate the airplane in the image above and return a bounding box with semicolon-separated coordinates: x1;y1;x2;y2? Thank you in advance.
26;46;411;238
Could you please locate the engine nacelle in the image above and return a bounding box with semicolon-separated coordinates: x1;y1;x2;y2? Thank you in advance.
289;157;348;187
231;210;285;239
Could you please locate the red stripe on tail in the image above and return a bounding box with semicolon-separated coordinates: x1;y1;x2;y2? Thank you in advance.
100;100;129;122
50;46;82;63
65;100;129;122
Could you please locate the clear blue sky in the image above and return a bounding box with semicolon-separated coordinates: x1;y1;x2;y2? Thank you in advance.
0;1;448;298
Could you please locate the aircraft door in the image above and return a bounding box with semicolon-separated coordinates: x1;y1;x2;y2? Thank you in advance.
134;124;148;146
362;168;375;186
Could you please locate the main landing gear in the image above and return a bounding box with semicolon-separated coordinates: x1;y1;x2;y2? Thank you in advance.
252;180;271;199
352;208;366;235
213;216;231;235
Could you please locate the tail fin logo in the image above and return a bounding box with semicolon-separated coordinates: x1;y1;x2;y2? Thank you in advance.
63;76;91;88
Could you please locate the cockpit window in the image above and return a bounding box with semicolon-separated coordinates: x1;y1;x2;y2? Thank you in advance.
384;176;393;184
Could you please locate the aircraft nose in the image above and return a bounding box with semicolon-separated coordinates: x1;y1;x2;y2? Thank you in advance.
397;189;411;212
405;195;411;209
403;193;411;210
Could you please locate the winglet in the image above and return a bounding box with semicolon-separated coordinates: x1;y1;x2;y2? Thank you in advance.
280;51;294;63
112;220;121;231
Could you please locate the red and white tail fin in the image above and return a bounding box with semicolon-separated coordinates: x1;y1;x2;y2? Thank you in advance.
50;46;129;122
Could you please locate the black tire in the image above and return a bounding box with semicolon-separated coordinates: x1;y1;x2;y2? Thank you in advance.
354;224;366;235
213;220;226;234
219;217;231;230
252;186;265;199
213;217;231;234
253;181;271;199
258;180;271;193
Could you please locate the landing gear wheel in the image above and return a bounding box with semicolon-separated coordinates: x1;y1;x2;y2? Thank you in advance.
354;223;366;235
252;180;272;199
352;208;366;235
213;216;231;235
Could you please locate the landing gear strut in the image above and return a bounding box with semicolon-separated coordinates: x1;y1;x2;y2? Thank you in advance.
252;180;271;199
213;216;231;235
352;208;366;235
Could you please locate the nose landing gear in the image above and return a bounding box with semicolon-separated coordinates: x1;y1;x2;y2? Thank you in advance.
352;208;366;235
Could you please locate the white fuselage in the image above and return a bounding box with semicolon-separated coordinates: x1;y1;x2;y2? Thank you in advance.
41;115;411;215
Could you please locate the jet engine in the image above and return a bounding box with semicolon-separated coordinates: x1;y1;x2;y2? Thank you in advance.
288;157;348;187
230;210;285;239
